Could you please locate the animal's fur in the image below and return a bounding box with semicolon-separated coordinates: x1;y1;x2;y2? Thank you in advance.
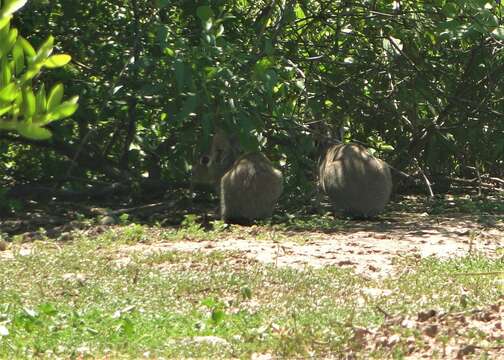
319;143;392;218
191;129;241;190
220;152;283;223
192;130;283;223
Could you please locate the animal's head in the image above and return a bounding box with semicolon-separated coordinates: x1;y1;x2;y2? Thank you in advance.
191;129;240;188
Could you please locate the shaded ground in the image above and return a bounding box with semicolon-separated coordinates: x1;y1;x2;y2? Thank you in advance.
112;211;502;278
1;196;503;278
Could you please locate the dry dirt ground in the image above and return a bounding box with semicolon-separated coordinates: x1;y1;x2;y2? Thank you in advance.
1;206;503;359
1;210;502;278
114;211;502;278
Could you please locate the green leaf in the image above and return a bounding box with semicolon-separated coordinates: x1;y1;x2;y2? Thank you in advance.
33;112;49;124
203;34;214;45
203;19;213;32
295;79;305;90
196;5;214;22
155;0;170;9
294;3;306;19
264;38;274;55
465;0;492;10
211;308;225;324
203;66;217;80
472;9;498;33
35;84;46;113
237;114;260;151
0;82;18;101
18;36;35;58
480;10;498;28
254;57;273;76
0;17;9;40
175;93;198;123
38;303;58;316
12;40;24;75
0;103;13;117
47;83;64;111
437;19;464;40
0;27;17;58
1;57;11;86
441;3;459;17
174;59;185;89
16;122;52;140
240;286;252;300
263;68;278;90
216;24;224;37
379;144;395;152
0;15;12;31
119;318;134;336
236;0;248;7
33;35;54;64
201;297;217;308
22;87;35;117
44;54;71;68
43;96;79;123
492;26;504;40
156;25;169;48
19;64;42;83
1;0;28;16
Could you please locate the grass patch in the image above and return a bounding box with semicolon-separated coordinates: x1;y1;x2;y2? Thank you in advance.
0;235;502;358
427;194;504;215
273;213;346;232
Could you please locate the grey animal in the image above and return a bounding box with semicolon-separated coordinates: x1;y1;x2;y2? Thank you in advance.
319;143;392;218
192;130;283;223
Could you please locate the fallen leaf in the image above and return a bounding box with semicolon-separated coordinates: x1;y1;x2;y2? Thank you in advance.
418;309;437;322
423;324;439;338
457;344;477;358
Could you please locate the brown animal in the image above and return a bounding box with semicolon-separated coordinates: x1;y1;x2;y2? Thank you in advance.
319;143;392;218
220;152;283;223
191;129;240;190
192;130;283;223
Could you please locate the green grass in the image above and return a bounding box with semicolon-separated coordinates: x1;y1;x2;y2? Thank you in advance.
273;212;346;232
0;230;502;358
426;194;504;215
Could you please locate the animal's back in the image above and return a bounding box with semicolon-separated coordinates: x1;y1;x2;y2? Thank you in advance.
221;152;283;222
320;143;391;217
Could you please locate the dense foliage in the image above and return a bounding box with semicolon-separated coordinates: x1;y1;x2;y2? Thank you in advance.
0;0;77;140
1;0;503;202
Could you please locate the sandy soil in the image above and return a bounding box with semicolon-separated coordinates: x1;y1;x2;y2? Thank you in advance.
115;212;502;278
